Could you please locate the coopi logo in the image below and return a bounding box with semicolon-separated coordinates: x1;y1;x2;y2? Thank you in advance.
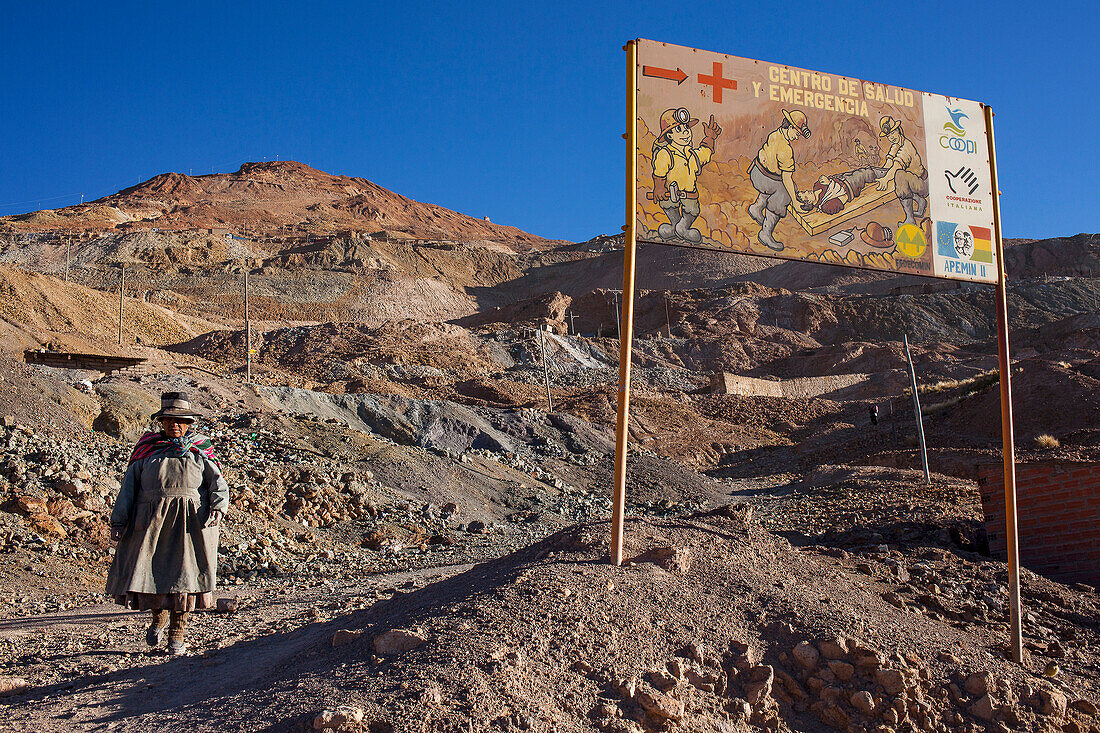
940;107;977;154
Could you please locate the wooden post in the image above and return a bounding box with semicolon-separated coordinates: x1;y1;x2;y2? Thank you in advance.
244;268;252;385
611;41;638;566
903;334;931;485
117;264;125;345
538;325;553;413
613;291;621;337
64;230;71;282
890;398;897;447
985;104;1023;664
664;292;672;338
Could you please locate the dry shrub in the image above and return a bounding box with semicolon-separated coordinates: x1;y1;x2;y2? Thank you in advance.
1034;434;1061;449
919;370;999;396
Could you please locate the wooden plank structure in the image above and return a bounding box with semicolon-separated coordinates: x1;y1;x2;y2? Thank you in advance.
788;179;897;236
23;349;147;374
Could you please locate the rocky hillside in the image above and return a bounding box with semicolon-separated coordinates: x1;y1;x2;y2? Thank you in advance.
0;161;1097;732
0;161;553;249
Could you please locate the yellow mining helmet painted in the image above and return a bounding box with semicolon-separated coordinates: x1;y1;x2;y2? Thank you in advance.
658;107;699;142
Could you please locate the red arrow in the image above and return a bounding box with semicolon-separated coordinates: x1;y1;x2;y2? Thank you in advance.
642;65;688;85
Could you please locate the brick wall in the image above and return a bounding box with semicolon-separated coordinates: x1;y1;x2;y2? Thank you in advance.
977;461;1100;587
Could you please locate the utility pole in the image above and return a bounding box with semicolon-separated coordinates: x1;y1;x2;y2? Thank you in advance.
904;334;931;484
64;230;71;282
664;292;673;338
117;264;126;345
538;325;553;413
615;292;621;337
608;290;622;337
890;398;897;446
565;310;578;336
244;268;252;385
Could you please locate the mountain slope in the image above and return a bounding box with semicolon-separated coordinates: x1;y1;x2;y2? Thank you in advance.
0;161;553;249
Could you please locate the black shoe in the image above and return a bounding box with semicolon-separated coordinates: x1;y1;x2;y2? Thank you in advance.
146;625;165;647
167;639;188;656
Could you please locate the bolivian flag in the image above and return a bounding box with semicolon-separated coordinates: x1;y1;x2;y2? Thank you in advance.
970;226;993;263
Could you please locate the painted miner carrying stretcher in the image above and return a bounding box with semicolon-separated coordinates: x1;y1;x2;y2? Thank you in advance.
748;109;813;251
105;392;229;655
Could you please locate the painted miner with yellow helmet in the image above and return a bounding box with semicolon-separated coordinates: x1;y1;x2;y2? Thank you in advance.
748;108;814;252
651;107;721;243
875;115;928;227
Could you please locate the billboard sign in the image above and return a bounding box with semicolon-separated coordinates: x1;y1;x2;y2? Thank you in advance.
634;39;998;283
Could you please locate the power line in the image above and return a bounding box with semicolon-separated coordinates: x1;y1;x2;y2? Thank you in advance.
0;192;84;208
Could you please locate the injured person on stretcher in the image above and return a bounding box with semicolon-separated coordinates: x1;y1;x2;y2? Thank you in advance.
799;167;889;215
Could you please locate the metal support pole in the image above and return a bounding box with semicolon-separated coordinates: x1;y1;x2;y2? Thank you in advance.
611;41;638;566
244;269;252;385
65;231;71;282
538;325;553;413
117;264;125;345
986;104;1023;664
903;334;931;484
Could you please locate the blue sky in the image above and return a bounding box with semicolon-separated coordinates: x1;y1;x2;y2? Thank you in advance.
2;0;1095;242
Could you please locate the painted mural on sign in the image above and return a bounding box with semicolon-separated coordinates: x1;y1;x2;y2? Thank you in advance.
633;39;997;283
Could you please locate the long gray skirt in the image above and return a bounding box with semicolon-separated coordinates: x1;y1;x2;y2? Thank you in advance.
106;491;220;612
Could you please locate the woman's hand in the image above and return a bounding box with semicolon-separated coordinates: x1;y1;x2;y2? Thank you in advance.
204;509;224;529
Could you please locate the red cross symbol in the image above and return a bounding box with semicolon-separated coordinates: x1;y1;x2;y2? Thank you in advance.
698;62;737;103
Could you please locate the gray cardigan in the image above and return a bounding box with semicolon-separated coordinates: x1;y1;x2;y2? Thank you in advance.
110;442;230;528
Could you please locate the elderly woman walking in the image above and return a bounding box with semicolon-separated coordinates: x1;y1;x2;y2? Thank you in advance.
106;392;229;655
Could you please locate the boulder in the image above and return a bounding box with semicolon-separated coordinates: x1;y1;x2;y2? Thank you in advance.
849;690;875;715
744;665;774;707
827;661;854;682
964;670;994;696
792;641;820;670
30;514;67;538
1036;687;1067;717
331;629;363;648
874;668;907;696
13;495;47;515
816;636;850;660
1070;698;1098;716
92;384;159;441
54;479;83;498
810;700;850;729
647;667;677;692
968;694;997;722
634;687;684;721
641;546;693;574
46;499;77;519
0;676;28;697
73;492;107;512
372;628;427;655
312;706;365;730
